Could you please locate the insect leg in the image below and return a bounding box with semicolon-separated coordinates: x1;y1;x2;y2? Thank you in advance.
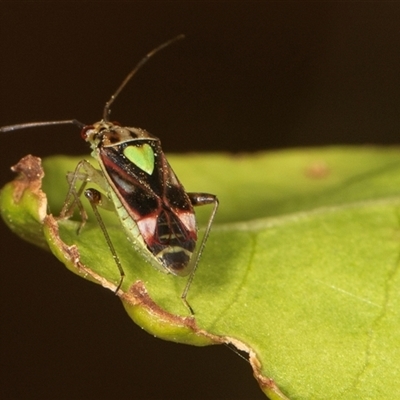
84;189;125;293
58;160;125;292
181;193;219;314
59;160;108;229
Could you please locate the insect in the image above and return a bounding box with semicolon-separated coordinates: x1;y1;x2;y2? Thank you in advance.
1;35;219;314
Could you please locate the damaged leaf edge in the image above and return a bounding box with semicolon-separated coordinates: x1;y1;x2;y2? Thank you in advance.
3;154;288;399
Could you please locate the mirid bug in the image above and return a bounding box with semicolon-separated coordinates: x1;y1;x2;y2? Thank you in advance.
1;35;219;314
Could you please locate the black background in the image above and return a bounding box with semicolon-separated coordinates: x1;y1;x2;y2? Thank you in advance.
1;3;399;399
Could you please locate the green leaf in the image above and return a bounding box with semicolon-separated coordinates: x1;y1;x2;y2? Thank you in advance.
1;147;400;399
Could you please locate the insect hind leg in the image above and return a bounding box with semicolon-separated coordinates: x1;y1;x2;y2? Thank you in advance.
181;193;219;314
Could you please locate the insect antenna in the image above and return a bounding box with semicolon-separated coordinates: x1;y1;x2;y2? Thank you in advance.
103;34;185;122
0;120;85;133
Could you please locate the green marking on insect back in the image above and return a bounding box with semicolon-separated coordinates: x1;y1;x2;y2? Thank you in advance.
124;144;155;175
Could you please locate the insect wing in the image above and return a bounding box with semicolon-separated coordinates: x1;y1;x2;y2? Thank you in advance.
98;137;197;276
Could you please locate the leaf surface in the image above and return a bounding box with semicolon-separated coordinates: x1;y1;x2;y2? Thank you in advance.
1;147;400;399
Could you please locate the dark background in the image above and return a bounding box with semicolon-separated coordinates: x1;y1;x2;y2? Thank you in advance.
1;3;399;399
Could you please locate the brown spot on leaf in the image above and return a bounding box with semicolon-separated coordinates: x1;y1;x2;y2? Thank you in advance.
305;160;330;179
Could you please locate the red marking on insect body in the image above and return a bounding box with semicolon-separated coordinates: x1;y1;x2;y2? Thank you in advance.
85;121;199;277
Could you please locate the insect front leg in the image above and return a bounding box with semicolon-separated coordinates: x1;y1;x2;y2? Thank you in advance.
181;193;219;314
59;160;110;230
58;160;125;292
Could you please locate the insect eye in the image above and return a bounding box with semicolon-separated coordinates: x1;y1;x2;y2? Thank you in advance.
81;125;94;140
111;121;121;126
